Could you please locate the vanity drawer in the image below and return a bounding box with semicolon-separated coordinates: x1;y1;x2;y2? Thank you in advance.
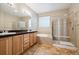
24;40;29;44
24;34;29;38
24;43;29;50
24;37;29;41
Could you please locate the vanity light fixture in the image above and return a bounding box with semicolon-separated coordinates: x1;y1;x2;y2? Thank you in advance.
7;3;16;8
25;10;32;17
22;9;32;17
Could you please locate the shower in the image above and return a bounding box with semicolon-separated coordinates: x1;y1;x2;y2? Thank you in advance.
53;16;69;42
52;15;77;49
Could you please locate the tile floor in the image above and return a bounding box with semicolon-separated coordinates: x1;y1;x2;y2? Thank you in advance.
23;43;79;55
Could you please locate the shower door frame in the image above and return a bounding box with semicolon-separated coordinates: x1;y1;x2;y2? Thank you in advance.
71;12;78;47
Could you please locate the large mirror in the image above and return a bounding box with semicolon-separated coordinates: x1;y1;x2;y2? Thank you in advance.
0;3;32;31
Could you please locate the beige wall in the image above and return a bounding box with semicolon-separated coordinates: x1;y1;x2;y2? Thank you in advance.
39;9;68;17
68;4;79;47
68;4;79;14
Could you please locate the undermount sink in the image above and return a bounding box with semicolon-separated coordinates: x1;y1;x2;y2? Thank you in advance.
0;32;16;35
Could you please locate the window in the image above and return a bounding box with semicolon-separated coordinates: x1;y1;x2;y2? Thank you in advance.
39;16;50;27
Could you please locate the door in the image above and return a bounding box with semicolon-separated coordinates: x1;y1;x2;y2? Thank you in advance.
0;37;12;55
12;35;23;55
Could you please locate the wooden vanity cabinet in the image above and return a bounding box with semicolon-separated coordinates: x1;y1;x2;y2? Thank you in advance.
0;37;12;55
23;34;30;51
29;33;34;46
23;32;37;51
12;35;23;55
33;32;37;44
29;32;37;46
0;32;37;55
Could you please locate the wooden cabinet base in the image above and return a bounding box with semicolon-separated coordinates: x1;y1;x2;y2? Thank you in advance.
0;32;37;55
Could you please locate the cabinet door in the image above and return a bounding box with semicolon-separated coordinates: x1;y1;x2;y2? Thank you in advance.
24;34;29;41
12;35;23;55
6;37;12;55
33;33;37;44
0;37;12;55
0;38;7;55
29;33;34;46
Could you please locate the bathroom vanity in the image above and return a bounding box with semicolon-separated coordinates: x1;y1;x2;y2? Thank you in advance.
0;30;37;55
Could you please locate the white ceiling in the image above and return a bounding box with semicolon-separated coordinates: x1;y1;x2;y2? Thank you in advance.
26;3;71;13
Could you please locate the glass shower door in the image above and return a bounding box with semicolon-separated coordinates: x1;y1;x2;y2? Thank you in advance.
53;16;68;42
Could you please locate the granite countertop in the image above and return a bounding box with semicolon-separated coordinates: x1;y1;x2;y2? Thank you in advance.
0;30;37;38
